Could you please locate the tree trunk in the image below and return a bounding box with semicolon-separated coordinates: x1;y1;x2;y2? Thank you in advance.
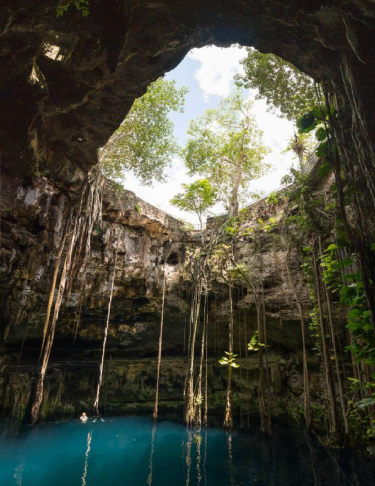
228;158;243;218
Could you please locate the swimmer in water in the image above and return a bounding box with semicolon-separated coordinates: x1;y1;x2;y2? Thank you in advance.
80;412;88;423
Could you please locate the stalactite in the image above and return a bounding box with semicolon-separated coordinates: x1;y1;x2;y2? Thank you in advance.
94;251;117;416
153;255;168;420
285;246;312;428
17;323;29;365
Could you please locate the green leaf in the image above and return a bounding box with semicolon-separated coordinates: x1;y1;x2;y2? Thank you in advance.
315;127;327;142
297;112;317;133
348;307;362;319
316;142;329;158
356;397;375;409
317;162;332;178
347;322;362;330
325;244;337;251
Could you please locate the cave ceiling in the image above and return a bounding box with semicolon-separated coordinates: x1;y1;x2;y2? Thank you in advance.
0;0;374;191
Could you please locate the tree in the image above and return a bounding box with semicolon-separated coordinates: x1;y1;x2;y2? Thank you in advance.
283;133;316;166
57;0;90;17
99;78;188;185
235;48;317;122
183;91;270;218
170;179;217;229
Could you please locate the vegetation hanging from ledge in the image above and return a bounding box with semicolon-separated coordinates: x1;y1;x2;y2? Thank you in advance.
31;167;104;423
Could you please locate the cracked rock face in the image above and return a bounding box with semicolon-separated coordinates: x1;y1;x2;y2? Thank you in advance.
0;170;329;422
1;0;374;421
1;1;375;190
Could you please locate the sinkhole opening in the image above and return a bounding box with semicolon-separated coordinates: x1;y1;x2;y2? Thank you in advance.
98;44;318;230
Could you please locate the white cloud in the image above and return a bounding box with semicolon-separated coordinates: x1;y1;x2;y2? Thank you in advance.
187;45;296;195
121;45;297;224
188;45;245;100
246;93;296;197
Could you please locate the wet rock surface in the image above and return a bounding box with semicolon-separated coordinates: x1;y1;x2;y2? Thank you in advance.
1;1;375;189
0;169;332;423
1;0;374;423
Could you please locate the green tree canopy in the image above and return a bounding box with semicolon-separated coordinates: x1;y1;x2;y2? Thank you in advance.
235;48;317;122
183;91;270;217
170;179;218;228
99;78;188;185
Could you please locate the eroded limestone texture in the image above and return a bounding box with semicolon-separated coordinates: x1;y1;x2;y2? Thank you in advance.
1;0;374;423
1;1;375;189
1;168;333;423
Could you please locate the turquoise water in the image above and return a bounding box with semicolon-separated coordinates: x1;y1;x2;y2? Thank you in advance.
0;416;373;486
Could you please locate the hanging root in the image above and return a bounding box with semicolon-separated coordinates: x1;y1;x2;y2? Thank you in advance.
185;279;203;426
31;167;104;424
94;251;117;416
153;254;168;420
31;213;80;423
39;212;71;359
285;246;312;429
223;285;234;430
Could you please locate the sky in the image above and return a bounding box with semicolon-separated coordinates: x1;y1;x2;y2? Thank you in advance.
121;45;296;226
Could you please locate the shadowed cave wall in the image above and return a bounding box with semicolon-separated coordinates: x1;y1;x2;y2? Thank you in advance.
1;0;375;421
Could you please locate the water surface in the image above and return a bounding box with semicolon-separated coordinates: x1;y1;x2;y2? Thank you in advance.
0;416;373;486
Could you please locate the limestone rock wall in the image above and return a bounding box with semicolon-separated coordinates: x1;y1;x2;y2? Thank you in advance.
0;169;334;423
2;0;371;422
1;1;375;195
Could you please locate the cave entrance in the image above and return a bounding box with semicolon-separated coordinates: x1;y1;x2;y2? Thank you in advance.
97;44;310;230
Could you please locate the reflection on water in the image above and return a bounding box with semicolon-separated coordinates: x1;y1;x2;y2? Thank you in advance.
146;424;156;486
13;459;24;486
0;416;374;486
81;431;92;486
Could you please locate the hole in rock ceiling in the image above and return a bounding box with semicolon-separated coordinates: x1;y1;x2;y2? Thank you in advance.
99;45;315;227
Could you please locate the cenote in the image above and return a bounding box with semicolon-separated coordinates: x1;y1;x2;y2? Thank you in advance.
1;416;374;486
2;1;375;485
